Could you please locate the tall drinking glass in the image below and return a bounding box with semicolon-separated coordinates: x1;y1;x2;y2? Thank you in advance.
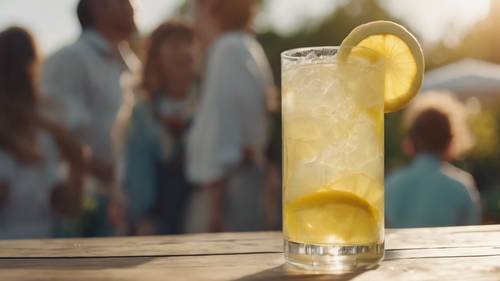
282;47;384;272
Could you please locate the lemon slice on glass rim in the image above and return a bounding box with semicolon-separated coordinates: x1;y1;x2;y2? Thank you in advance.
338;21;425;112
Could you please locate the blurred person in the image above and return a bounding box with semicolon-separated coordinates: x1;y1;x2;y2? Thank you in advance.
0;27;83;239
186;0;277;232
117;20;196;235
386;92;481;228
41;0;139;236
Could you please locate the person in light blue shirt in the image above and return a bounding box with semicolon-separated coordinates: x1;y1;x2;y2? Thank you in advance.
386;108;481;228
117;21;196;235
42;0;139;236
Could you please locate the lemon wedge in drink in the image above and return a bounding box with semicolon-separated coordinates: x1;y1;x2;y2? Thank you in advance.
338;21;425;112
285;189;380;245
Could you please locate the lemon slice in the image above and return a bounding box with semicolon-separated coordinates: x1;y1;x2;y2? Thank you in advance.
330;174;384;209
285;189;380;244
338;21;424;112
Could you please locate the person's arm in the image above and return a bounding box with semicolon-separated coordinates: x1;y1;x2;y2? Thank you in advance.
37;117;84;216
38;117;84;169
39;115;113;185
42;49;115;184
0;129;41;164
40;115;114;185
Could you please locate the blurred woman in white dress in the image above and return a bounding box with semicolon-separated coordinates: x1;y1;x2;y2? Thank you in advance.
186;0;276;232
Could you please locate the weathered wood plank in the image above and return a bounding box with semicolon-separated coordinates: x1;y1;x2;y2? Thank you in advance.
0;233;283;258
0;226;499;281
0;225;498;258
390;224;500;234
386;224;500;250
0;253;499;281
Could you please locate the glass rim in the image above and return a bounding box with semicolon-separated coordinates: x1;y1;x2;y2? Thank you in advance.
281;46;340;61
281;45;380;66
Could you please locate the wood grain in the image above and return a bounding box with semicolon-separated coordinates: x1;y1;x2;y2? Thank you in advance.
386;225;500;250
0;225;499;280
0;232;283;258
0;225;499;258
0;254;499;281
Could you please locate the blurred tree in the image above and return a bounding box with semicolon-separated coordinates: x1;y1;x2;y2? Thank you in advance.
470;111;499;160
257;0;403;85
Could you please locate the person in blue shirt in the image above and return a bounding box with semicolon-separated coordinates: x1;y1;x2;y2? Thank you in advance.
117;21;196;235
42;0;139;237
386;108;481;228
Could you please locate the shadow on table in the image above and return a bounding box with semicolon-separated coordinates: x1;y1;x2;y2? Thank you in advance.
0;257;154;271
233;264;375;281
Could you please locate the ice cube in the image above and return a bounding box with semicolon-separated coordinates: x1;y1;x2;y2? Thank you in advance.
305;51;319;62
285;115;322;141
286;161;336;201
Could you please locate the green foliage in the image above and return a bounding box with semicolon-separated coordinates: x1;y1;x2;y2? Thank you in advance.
470;110;500;160
465;110;500;192
384;111;408;173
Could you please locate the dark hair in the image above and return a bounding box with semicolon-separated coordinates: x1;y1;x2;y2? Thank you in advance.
0;27;39;154
409;108;453;155
77;0;95;29
141;20;194;97
0;26;39;110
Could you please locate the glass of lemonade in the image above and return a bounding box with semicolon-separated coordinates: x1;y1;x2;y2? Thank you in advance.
282;46;385;272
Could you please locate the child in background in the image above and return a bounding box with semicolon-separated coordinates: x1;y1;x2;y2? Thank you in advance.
119;20;196;235
0;27;83;239
386;92;481;228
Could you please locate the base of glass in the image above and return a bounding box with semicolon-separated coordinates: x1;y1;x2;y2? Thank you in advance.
285;240;384;273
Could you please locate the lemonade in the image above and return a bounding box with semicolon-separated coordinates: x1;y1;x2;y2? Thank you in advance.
282;21;424;272
282;49;385;270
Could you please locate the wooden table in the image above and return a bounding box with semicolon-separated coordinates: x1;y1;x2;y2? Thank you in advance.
0;225;499;280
